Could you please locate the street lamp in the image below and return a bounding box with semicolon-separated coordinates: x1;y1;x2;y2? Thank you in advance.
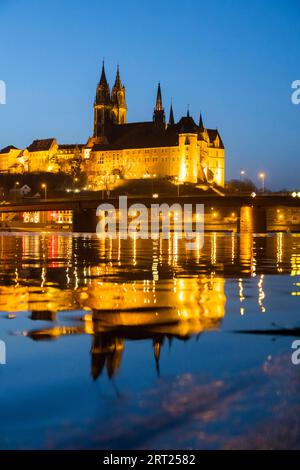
41;183;47;200
14;181;20;202
259;172;265;193
240;169;245;181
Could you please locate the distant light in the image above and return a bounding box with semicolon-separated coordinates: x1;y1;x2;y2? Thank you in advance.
231;212;236;217
292;192;297;198
259;173;265;179
251;192;256;198
74;189;80;193
152;193;159;199
66;188;71;193
298;192;300;198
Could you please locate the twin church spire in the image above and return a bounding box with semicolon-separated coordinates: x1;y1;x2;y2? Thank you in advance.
94;62;127;137
94;63;204;139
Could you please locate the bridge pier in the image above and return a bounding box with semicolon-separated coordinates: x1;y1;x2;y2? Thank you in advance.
238;206;267;233
73;208;98;233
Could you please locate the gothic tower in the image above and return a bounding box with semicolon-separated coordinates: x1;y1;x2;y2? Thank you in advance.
168;103;175;127
111;65;127;124
94;62;111;138
153;83;165;127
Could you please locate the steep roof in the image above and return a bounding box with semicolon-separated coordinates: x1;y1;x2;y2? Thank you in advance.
207;129;224;149
176;116;198;134
27;139;57;152
93;122;179;151
0;145;19;154
91;115;224;151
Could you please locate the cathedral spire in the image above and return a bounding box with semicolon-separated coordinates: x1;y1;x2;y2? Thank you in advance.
95;60;110;105
111;64;127;124
155;83;163;112
93;60;111;138
153;83;165;126
100;60;108;86
198;113;204;132
113;64;122;88
168;103;175;126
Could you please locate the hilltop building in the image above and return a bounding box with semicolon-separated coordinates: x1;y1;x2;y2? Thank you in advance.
0;63;225;189
84;63;225;189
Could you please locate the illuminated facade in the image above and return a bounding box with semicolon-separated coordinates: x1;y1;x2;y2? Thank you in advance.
0;145;25;173
0;63;225;186
85;63;225;189
0;140;83;174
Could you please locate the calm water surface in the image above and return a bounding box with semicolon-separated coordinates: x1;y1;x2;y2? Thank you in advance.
0;232;299;449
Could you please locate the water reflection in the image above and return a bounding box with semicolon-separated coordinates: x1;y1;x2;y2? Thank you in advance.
0;232;299;381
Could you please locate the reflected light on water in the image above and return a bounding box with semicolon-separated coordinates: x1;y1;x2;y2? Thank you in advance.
0;232;299;381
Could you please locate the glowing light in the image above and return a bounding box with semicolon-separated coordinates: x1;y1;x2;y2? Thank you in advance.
251;192;256;198
179;158;186;182
152;193;159;199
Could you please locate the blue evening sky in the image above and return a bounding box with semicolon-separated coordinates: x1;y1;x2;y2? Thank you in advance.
0;0;299;189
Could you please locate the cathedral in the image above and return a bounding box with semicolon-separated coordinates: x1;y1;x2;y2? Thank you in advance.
0;62;225;189
84;63;225;188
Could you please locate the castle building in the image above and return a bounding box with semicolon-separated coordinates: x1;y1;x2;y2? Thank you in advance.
0;146;23;173
84;63;225;189
0;63;225;188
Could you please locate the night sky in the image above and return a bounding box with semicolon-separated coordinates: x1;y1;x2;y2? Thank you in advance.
1;0;299;189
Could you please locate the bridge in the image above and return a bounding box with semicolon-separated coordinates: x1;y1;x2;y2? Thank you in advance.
0;193;299;232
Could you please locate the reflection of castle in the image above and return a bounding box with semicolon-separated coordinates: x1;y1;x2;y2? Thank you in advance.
23;275;226;380
4;232;300;380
